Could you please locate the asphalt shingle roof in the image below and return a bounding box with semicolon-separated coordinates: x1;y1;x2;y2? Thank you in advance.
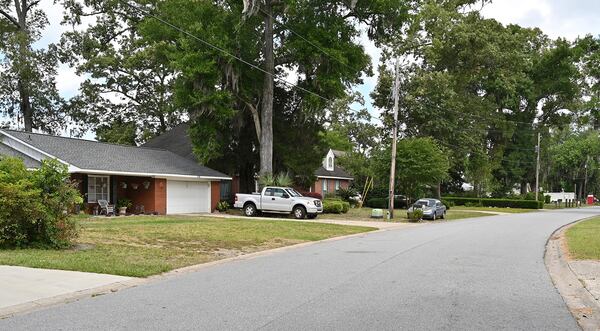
1;130;229;178
314;165;353;179
142;124;196;161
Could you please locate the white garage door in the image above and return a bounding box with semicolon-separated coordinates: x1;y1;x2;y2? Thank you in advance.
166;180;210;214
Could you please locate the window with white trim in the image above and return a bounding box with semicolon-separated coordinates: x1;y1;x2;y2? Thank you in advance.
87;175;110;203
327;157;333;170
322;179;328;193
335;180;340;191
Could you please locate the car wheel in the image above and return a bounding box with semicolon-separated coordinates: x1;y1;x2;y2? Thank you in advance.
432;212;436;221
293;206;306;219
244;203;257;217
307;214;317;219
441;211;446;219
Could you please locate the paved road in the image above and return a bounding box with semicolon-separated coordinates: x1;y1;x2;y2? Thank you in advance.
3;208;599;330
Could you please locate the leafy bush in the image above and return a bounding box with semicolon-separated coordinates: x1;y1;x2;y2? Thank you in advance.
324;192;338;199
300;191;323;200
322;199;349;214
366;197;388;209
337;187;358;202
365;197;408;209
258;172;293;187
341;201;350;213
216;201;230;212
544;195;551;204
442;197;543;209
0;158;82;248
440;199;453;210
407;209;423;222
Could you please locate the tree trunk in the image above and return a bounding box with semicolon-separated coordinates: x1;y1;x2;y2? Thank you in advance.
16;0;33;132
259;0;274;176
436;182;441;199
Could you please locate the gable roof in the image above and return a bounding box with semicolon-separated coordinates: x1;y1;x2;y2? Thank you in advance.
142;123;196;161
0;130;230;180
0;143;41;169
314;165;353;180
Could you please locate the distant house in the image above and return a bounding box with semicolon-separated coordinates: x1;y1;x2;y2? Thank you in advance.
143;124;353;198
0;129;230;214
309;149;353;195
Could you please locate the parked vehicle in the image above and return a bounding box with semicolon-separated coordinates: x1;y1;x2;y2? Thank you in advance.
407;198;446;220
394;195;408;209
234;186;323;219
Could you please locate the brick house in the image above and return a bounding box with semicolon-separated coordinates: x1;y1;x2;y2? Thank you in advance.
0;130;230;214
143;124;354;198
307;149;353;196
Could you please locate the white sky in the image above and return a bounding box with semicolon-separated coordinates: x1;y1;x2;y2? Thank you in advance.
6;0;600;135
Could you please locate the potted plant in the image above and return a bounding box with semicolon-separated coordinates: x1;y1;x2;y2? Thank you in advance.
117;198;133;216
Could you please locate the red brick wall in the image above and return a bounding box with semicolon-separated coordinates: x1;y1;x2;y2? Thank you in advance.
210;181;220;212
113;176;166;214
313;178;350;196
154;178;167;215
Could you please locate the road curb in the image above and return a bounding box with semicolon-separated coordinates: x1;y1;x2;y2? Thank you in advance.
545;218;600;331
0;226;386;320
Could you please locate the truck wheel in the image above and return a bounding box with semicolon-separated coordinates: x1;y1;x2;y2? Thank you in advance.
307;214;317;219
244;203;257;217
293;206;306;219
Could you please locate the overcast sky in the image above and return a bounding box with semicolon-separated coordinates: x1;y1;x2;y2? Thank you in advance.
14;0;600;135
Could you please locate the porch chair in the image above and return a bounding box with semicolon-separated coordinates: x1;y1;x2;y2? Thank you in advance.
97;199;115;216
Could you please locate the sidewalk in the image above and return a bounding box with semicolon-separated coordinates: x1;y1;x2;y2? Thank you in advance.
546;223;600;330
0;266;133;317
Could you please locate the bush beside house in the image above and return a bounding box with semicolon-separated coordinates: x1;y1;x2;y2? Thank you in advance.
0;157;82;248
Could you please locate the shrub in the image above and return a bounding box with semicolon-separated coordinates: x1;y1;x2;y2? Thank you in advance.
365;197;408;209
440;199;453;210
442;197;543;209
337;187;358;202
324;192;338;199
300;191;323;200
258;172;292;187
322;199;349;214
544;195;551;204
341;201;350;213
407;209;423;222
216;201;230;212
0;158;81;248
366;197;388;209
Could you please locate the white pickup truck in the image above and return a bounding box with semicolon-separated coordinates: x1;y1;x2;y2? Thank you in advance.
234;186;323;219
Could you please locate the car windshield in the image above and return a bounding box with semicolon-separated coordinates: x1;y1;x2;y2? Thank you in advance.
286;189;302;197
413;200;430;208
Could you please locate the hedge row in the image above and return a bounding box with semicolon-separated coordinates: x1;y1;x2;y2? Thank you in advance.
442;197;543;209
322;199;350;214
365;197;408;209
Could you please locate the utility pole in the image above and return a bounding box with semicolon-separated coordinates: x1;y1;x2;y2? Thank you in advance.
584;155;589;201
388;59;401;220
535;132;541;201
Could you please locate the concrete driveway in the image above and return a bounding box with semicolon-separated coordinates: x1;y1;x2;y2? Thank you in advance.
2;208;599;330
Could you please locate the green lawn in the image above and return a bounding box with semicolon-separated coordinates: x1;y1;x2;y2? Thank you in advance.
566;217;600;260
449;206;537;214
0;216;374;277
319;208;491;222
